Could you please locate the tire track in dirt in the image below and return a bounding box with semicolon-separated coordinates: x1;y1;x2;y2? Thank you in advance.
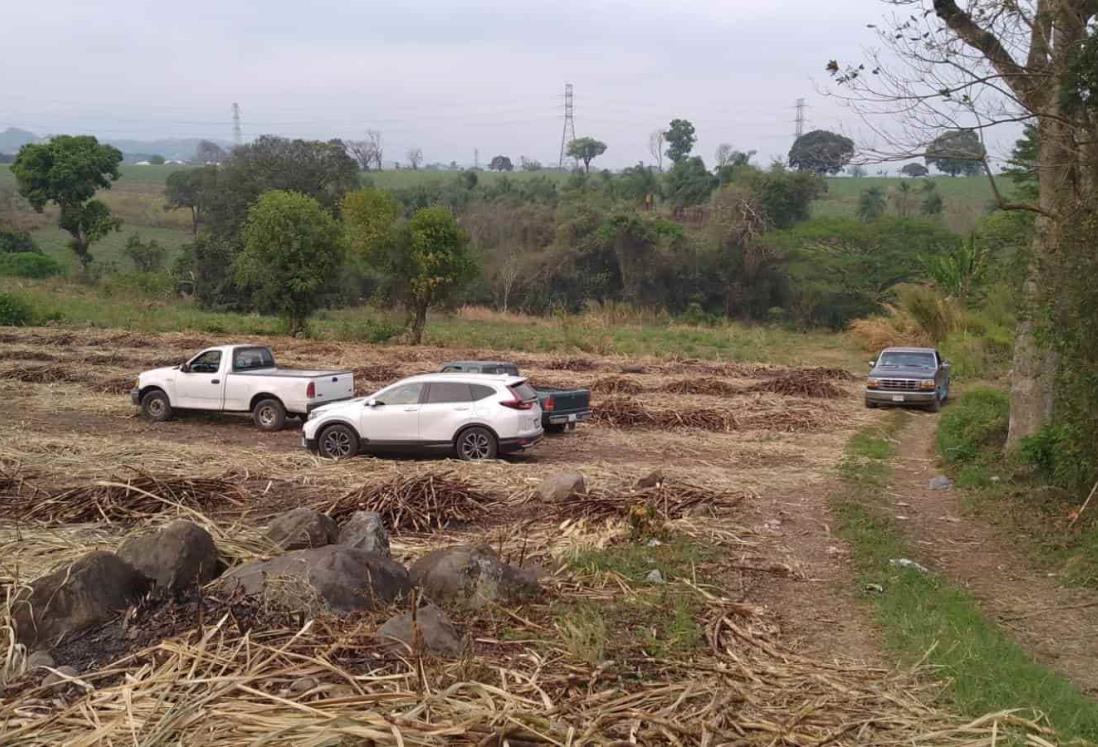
895;414;1098;696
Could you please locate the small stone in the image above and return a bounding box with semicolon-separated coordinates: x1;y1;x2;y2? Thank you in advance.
537;472;586;502
42;665;78;687
646;538;663;547
378;604;464;657
889;558;929;573
338;511;390;557
863;583;884;594
26;650;55;671
991;476;1001;483
928;475;953;491
288;676;319;696
635;469;665;489
645;569;665;584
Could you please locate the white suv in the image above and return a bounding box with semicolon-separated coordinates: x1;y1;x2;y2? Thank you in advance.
302;373;544;460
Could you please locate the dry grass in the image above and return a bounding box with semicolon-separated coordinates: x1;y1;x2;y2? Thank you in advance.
551;480;747;523
588;375;645;394
326;471;498;532
546;356;598;371
746;371;847;399
660;376;741;396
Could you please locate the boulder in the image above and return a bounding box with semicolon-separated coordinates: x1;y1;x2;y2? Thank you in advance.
378;604;463;657
217;545;410;613
635;469;665;489
410;544;539;609
339;511;390;557
265;508;338;551
928;475;954;491
537;471;586;502
11;551;151;649
117;520;221;594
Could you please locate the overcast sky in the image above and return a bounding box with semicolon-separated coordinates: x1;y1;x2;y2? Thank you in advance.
4;0;984;168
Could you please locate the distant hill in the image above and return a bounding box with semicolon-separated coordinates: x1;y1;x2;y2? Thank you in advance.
0;127;40;154
0;127;232;162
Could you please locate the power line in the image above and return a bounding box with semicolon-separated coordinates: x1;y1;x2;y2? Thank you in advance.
557;83;576;169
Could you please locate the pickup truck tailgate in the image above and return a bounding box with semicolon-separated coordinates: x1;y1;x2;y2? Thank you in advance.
309;371;354;404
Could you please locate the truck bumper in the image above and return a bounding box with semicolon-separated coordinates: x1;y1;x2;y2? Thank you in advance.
546;409;592;426
499;433;543;454
865;389;937;406
130;389;142;406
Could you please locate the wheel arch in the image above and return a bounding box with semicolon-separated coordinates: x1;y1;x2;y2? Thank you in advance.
453;422;501;446
139;384;169;402
249;393;284;412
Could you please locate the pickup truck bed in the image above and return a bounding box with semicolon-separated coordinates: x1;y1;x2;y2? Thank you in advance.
232;368;351;378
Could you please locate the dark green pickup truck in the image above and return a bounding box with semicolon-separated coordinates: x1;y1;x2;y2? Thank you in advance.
439;361;591;433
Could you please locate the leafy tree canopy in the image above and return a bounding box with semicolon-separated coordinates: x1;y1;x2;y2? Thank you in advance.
566;137;607;173
900;163;929;177
342;187;402;258
925;129;986;177
788;130;855;175
489;155;513;172
236;190;346;336
664;119;697;165
664;156;716;209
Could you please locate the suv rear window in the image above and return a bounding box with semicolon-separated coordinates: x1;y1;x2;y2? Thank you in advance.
509;382;537;402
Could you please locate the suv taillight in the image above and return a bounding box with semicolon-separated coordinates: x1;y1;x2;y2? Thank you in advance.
306;381;316;398
501;393;534;410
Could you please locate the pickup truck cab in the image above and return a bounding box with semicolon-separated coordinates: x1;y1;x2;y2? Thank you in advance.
439;361;591;433
865;346;950;412
132;344;354;430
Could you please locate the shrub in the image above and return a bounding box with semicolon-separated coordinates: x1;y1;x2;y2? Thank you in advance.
1021;425;1094;494
122;234;167;273
0;293;35;326
0;230;38;254
937;388;1009;465
100;271;175;299
0;252;63;278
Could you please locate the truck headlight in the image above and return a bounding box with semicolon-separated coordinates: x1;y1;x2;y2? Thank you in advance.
919;379;937;390
866;377;881;389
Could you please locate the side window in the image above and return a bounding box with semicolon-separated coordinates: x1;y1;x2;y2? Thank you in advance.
189;350;222;374
470;384;495;401
426;382;472;404
377;383;424;406
233;347;274;371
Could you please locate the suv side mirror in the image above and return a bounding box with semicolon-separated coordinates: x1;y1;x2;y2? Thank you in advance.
180;363;191;373
868;360;876;367
942;361;951;369
365;398;379;407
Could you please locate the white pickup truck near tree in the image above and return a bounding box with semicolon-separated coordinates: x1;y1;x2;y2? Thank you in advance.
131;345;354;431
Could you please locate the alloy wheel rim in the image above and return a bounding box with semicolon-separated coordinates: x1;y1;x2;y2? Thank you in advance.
462;432;490;460
323;430;351;457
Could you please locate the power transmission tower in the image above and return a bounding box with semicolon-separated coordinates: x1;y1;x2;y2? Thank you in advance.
474;149;479;169
558;83;576;170
793;98;806;140
232;102;242;146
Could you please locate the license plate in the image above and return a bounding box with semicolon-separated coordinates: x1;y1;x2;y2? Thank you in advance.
568;414;576;423
892;395;905;402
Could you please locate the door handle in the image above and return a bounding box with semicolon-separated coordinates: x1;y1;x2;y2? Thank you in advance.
403;407;418;412
211;379;220;384
453;407;470;412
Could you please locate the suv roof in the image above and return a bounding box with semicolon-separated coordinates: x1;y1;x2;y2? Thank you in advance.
880;346;936;354
397;372;525;385
441;360;516;367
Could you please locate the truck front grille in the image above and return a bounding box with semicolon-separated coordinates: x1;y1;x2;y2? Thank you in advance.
880;379;920;391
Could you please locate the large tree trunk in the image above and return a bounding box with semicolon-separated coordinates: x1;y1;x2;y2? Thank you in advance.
410;302;428;345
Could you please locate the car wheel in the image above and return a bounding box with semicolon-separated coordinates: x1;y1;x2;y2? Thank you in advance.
546;423;566;434
865;398;878;409
141;390;173;421
927;394;942;413
253;398;287;431
456;427;497;461
318;423;358;459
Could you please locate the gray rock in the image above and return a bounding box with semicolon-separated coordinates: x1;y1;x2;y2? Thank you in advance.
636;469;665;489
288;676;319;696
378;604;464;657
217;545;410;613
537;471;586;502
409;544;539;609
11;551;151;649
928;475;953;491
42;665;78;688
265;508;339;551
889;558;929;573
25;650;55;671
339;511;390;557
645;569;665;584
118;520;221;594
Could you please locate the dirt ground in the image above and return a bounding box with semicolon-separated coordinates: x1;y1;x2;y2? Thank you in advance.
894;414;1098;697
0;328;1022;744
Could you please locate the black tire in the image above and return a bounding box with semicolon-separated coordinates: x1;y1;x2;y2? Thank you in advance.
252;398;287;431
927;394;942;413
865;398;878;409
545;423;566;434
141;390;173;421
317;423;359;459
456;426;497;461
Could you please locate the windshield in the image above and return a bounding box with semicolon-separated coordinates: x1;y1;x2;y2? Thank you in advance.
877;351;936;369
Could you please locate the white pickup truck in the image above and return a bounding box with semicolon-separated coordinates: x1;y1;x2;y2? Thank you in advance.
131;344;354;431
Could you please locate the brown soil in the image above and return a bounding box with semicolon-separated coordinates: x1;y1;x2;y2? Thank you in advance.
895;414;1098;696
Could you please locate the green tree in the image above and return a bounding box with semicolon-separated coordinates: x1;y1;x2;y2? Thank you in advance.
788;130;855;175
890;181;916;217
737;164;827;229
856;187;886;222
921;232;987;305
925;129;985;177
123;234;166;273
148;155;166;165
664;119;696;165
920;182;944;216
165;166;218;237
235;190;345;336
901;163;929;177
566;137;607;173
11;135;123;274
664;156;717;210
342;187;402;258
489;155;513;172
